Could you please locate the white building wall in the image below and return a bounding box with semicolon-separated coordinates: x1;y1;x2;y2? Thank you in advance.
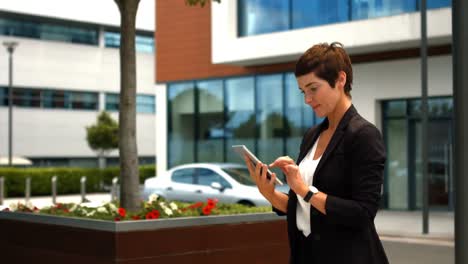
212;1;451;66
0;3;158;161
353;55;452;125
0;0;155;32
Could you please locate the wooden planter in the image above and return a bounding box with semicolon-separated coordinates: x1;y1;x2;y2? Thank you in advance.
0;212;289;264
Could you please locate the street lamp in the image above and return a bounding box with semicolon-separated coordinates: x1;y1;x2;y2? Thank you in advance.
3;41;18;167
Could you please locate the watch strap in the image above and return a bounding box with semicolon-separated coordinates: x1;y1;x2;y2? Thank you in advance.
303;190;313;202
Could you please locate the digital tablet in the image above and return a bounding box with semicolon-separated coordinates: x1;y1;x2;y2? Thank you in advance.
232;145;284;185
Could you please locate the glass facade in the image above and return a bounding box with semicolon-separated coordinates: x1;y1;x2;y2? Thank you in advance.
168;82;196;166
104;31;155;53
0;87;98;110
105;93;156;113
167;72;319;169
383;97;453;210
0;12;155;52
0;15;98;45
238;0;451;36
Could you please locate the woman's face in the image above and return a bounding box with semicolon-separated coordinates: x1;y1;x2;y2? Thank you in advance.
296;71;345;118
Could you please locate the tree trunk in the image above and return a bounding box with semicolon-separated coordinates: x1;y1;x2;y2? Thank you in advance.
115;0;141;211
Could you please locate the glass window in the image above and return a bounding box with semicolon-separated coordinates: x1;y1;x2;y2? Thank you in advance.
428;97;452;117
172;168;196;184
387;119;409;209
285;73;315;159
0;16;98;45
225;77;256;163
196;168;231;187
168;82;196;167
351;0;417;21
427;0;451;9
384;100;407;117
104;32;121;48
0;87;7;106
136;94;155;113
43;90;69;108
238;0;289;36
11;88;41;107
105;93;120;111
292;0;349;29
104;31;155;53
70;91;98;110
196;80;224;163
256;74;284;163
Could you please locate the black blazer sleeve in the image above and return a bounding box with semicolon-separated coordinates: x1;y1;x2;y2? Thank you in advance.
324;124;386;229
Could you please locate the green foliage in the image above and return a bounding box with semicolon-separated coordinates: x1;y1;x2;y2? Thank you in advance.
86;111;119;155
185;0;221;7
0;165;155;197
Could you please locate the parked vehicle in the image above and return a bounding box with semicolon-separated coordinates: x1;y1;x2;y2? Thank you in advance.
143;163;289;206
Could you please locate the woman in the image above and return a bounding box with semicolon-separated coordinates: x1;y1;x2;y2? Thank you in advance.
244;42;389;263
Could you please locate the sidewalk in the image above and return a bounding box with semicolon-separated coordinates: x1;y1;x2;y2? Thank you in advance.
1;193;455;241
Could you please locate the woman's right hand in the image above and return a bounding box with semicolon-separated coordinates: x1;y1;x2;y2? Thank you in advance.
269;156;296;174
244;155;276;199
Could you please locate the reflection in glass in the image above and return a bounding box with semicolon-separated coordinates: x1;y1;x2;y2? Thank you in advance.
238;0;289;36
351;0;417;20
225;77;255;163
285;73;314;159
428;0;451;9
387;119;408;209
256;74;284;164
168;82;195;167
197;80;224;162
292;0;349;29
136;95;156;113
383;100;406;117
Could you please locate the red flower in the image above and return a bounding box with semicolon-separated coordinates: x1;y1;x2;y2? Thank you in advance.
114;217;121;221
2;208;10;212
34;207;39;211
131;215;141;220
206;199;217;209
202;206;212;215
145;210;160;220
118;208;126;218
63;208;70;213
56;203;62;209
188;202;204;209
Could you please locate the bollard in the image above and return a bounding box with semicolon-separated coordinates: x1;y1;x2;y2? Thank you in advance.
0;177;4;205
80;176;86;203
51;176;57;205
111;177;118;201
25;177;31;203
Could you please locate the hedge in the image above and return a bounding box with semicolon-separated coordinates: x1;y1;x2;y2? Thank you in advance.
0;165;155;197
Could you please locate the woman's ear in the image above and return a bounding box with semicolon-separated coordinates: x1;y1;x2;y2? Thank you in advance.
336;71;347;90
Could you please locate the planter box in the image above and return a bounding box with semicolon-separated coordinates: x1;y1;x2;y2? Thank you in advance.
0;211;289;264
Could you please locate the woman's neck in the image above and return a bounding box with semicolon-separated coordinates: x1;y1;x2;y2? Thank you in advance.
327;98;352;131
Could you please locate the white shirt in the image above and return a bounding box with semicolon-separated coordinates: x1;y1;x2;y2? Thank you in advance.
296;136;322;237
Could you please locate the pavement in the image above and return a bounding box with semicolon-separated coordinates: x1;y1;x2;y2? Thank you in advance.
0;193;455;243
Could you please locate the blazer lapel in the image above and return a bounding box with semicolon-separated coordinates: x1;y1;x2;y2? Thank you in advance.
313;105;357;183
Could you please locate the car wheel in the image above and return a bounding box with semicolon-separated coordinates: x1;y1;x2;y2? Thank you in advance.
237;200;255;207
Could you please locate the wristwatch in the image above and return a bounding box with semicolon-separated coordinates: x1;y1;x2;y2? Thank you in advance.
303;186;319;202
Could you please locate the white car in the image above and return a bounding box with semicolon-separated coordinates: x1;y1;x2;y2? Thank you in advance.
143;163;289;207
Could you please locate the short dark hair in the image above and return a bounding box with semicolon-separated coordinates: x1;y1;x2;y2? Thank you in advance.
295;42;353;97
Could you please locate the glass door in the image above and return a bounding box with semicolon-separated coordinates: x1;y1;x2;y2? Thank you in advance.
411;119;453;210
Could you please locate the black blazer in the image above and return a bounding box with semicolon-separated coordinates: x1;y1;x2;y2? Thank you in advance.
276;105;389;264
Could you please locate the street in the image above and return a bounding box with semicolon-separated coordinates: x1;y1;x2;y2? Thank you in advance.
383;237;454;264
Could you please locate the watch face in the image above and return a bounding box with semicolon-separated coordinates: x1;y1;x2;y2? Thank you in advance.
309;186;319;194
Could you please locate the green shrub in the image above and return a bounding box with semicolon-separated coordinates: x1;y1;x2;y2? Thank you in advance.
0;165;156;197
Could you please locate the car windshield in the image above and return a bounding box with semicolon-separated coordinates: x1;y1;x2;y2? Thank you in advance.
222;167;255;186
